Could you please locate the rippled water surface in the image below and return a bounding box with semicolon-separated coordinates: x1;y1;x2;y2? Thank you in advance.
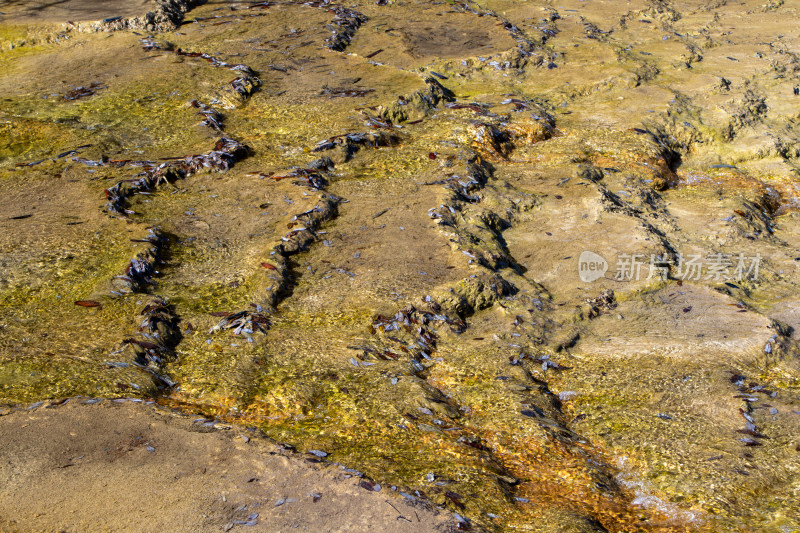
2;0;800;530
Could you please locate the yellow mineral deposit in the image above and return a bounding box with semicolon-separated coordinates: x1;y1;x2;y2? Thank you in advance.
1;0;799;531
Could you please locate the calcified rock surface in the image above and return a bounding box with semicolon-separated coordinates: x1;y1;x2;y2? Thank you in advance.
2;0;800;531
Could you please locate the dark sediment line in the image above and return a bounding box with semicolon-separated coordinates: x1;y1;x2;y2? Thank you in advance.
74;42;257;215
351;152;552;516
102;137;249;216
210;157;341;334
119;297;182;388
365;150;544;377
139;38;261;109
190;100;224;132
323;5;367;52
262;158;341;310
102;228;180;388
111;227;168;294
98;39;258;388
428;175;525;272
312;130;401;162
451;0;559;70
345;98;664;529
208;77;458;341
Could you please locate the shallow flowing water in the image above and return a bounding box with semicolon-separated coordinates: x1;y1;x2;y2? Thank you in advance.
2;0;800;530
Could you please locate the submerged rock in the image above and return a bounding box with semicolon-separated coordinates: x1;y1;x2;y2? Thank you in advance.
2;0;800;530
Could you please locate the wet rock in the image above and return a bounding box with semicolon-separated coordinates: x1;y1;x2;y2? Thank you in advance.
379;77;455;124
73;0;204;32
432;274;514;317
110;227;166;294
312;131;401;163
324;6;366;52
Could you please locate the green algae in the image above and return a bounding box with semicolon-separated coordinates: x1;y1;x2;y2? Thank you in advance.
3;0;800;531
0;24;65;64
0;82;206;166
